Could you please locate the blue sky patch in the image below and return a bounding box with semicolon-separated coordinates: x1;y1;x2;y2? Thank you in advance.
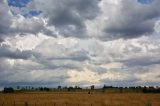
138;0;154;4
23;10;42;17
8;0;41;17
29;11;42;16
8;0;32;7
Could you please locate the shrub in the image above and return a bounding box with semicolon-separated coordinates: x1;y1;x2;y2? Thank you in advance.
3;87;14;93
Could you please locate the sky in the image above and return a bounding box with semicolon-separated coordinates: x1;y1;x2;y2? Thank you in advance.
0;0;160;88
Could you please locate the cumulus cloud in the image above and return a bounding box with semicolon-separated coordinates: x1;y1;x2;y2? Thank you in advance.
154;20;160;33
95;0;160;40
11;15;44;34
1;34;160;87
2;0;160;40
135;64;160;85
0;44;32;59
67;68;100;84
0;0;12;38
33;0;101;38
0;0;160;87
67;67;133;86
0;38;4;43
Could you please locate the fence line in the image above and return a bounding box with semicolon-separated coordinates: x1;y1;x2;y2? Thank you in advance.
0;101;154;106
0;102;96;106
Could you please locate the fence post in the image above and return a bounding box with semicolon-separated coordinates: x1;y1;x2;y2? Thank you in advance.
13;101;15;106
66;103;67;106
25;102;28;106
78;103;79;106
2;102;4;106
54;103;56;106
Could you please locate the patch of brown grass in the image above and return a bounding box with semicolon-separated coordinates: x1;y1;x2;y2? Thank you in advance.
0;92;160;106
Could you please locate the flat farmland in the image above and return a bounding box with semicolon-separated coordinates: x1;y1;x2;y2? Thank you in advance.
0;92;160;106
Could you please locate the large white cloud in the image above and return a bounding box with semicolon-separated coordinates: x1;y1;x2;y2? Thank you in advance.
1;34;160;86
0;0;12;38
86;0;160;40
0;0;160;87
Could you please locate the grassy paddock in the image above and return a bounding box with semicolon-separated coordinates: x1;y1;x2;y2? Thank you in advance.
0;92;160;106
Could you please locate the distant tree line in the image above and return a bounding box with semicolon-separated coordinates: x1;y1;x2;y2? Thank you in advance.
142;86;160;93
102;85;160;93
2;85;160;93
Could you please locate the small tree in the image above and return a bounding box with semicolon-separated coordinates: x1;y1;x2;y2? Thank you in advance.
58;86;61;89
3;87;14;93
17;86;20;90
91;85;95;90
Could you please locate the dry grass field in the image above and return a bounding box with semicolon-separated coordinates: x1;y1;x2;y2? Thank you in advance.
0;92;160;106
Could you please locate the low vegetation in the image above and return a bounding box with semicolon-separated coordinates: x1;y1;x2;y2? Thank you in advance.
2;85;160;93
0;92;160;106
1;85;160;106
